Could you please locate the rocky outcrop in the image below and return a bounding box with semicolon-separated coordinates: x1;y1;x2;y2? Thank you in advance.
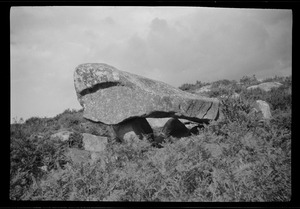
65;148;105;166
82;133;108;152
74;63;220;125
247;82;282;92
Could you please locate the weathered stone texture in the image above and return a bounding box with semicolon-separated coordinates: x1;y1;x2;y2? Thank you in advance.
82;133;108;152
74;63;220;124
252;100;272;119
161;118;190;138
112;117;153;142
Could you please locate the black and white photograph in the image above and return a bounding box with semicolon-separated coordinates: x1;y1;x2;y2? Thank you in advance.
10;6;292;202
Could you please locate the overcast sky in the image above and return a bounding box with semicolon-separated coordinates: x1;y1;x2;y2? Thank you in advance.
10;6;292;122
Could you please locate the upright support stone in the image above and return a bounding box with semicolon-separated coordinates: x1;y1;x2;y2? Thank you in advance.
112;117;154;142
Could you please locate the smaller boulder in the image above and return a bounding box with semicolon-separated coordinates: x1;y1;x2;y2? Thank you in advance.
251;100;272;119
112;117;154;142
161;118;190;138
82;133;108;152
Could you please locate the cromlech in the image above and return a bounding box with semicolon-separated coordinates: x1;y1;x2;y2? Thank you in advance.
73;63;221;143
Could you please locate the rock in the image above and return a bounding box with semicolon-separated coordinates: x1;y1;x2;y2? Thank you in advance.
247;82;282;92
82;133;108;152
65;147;106;166
90;152;102;164
250;100;272;119
112;117;154;142
74;63;220;124
50;130;73;142
161;118;190;138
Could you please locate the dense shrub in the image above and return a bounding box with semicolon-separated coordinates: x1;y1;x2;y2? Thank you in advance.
207;87;234;98
178;83;195;91
54;109;85;131
179;80;210;92
239;75;259;86
211;79;232;88
10;135;69;200
263;75;290;84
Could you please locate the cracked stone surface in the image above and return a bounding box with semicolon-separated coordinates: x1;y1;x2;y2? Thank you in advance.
74;63;220;124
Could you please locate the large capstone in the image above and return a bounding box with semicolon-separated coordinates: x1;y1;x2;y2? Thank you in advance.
74;63;220;124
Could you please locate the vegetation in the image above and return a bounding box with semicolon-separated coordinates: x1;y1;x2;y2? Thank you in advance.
10;75;291;201
179;80;209;91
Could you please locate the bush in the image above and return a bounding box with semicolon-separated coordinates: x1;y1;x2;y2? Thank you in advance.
211;79;232;88
179;80;210;92
239;75;259;86
54;109;85;131
178;83;195;91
